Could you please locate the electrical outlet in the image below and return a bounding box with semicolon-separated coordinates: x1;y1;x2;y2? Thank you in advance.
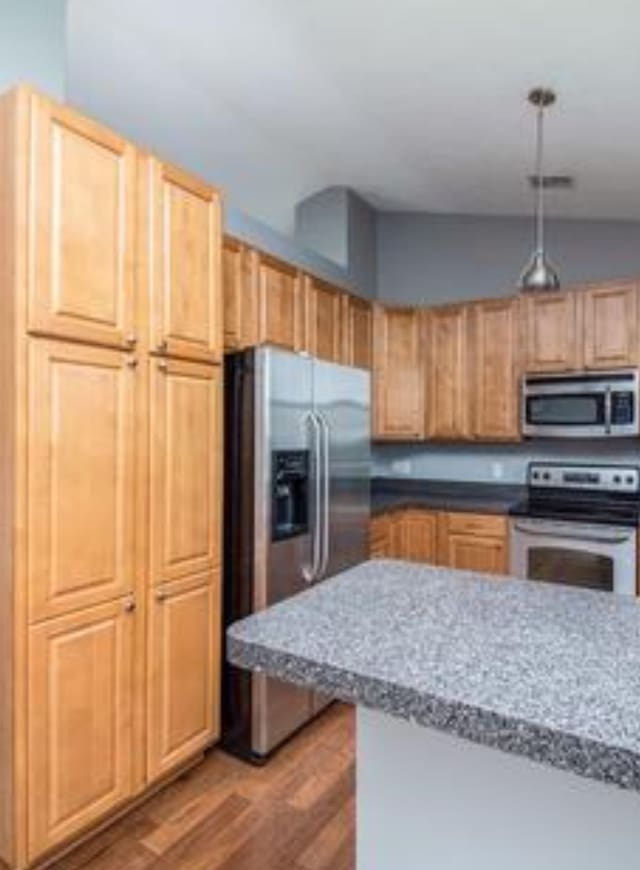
491;461;504;480
391;459;411;476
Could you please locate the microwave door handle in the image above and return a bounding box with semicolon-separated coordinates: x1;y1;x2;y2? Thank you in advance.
512;521;632;545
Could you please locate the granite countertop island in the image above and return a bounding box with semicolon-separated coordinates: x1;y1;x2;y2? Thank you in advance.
229;560;640;869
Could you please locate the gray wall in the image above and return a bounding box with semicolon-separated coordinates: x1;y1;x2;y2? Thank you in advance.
374;441;640;485
376;212;640;305
295;186;377;298
0;0;67;97
227;205;354;291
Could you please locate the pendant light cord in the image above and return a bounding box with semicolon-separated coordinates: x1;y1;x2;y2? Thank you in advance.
535;101;545;253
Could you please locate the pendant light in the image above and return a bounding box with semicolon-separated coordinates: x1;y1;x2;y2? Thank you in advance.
519;87;560;292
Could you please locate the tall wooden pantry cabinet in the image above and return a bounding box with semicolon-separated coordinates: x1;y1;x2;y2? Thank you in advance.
0;86;223;869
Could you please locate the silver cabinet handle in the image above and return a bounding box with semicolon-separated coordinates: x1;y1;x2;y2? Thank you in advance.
302;412;323;584
320;413;330;578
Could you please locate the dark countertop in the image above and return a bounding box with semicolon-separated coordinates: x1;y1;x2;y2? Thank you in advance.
228;560;640;792
371;477;526;517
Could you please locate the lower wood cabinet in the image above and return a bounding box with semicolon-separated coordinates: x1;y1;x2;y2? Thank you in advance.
147;571;221;780
27;599;135;858
437;513;508;574
370;509;508;576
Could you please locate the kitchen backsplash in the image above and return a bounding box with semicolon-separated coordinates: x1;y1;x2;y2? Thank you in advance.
373;441;640;484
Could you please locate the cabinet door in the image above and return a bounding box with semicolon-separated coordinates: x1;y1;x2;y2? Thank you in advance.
147;571;220;780
28;599;134;859
441;534;507;575
150;359;221;585
471;298;521;441
396;510;438;563
342;294;373;369
583;282;639;369
373;306;425;439
305;276;344;362
369;515;391;557
149;159;222;362
255;251;304;350
27;93;136;348
222;236;258;351
427;305;470;440
524;291;579;372
28;340;136;622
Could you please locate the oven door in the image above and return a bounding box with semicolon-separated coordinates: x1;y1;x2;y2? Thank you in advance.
510;518;637;595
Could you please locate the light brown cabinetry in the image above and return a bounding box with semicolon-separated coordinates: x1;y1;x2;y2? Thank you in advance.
147;159;222;363
583;282;639;369
342;293;373;369
255;250;305;351
222;236;258;350
370;509;508;576
27;92;137;349
304;275;344;362
148;571;220;780
27;600;134;857
426;305;469;440
0;86;222;869
524;290;579;373
27;341;136;622
470;298;521;441
373;305;425;440
437;513;508;575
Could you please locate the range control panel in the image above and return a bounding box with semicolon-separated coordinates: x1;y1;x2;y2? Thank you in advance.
528;463;640;494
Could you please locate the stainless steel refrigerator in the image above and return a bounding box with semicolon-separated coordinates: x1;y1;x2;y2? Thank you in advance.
222;345;370;762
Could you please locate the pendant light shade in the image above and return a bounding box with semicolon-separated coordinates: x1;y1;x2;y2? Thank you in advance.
519;88;560;292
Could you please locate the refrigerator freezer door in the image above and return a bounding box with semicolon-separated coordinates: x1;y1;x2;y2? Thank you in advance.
313;360;371;579
252;347;317;756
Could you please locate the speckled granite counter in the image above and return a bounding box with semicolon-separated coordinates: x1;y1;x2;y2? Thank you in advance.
228;560;640;792
371;477;525;516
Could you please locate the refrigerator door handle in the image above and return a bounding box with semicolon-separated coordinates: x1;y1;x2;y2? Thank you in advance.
302;411;323;583
318;413;331;579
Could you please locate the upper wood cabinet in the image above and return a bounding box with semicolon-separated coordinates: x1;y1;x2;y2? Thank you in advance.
470;298;521;441
437;512;508;575
583;282;639;369
150;358;222;586
254;250;305;351
147;570;220;781
27;599;134;859
27;92;137;349
27;340;137;622
147;158;222;363
342;293;373;369
524;290;579;373
222;236;258;351
304;275;344;362
426;304;470;440
373;305;425;440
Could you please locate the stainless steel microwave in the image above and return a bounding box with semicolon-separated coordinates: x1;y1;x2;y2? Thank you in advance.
522;370;640;438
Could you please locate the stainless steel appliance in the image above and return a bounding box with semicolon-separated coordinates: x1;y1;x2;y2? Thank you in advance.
510;463;639;595
222;346;370;762
522;370;639;438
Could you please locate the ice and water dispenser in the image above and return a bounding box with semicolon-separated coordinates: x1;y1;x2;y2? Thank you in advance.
271;450;310;541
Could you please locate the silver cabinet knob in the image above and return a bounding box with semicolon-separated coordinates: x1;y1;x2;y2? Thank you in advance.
123;596;136;613
125;333;137;348
126;357;139;369
156;339;168;354
156;586;167;602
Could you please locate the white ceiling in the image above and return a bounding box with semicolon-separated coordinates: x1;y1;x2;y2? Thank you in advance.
66;0;640;232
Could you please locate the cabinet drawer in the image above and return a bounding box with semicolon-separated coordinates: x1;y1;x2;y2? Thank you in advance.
444;512;507;538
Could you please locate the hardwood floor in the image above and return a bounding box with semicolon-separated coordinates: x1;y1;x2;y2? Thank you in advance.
52;704;355;870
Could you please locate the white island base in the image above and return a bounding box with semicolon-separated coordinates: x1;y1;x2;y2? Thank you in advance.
356;708;640;870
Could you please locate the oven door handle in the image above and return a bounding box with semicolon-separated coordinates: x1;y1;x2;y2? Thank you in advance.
604;385;612;435
512;521;634;545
